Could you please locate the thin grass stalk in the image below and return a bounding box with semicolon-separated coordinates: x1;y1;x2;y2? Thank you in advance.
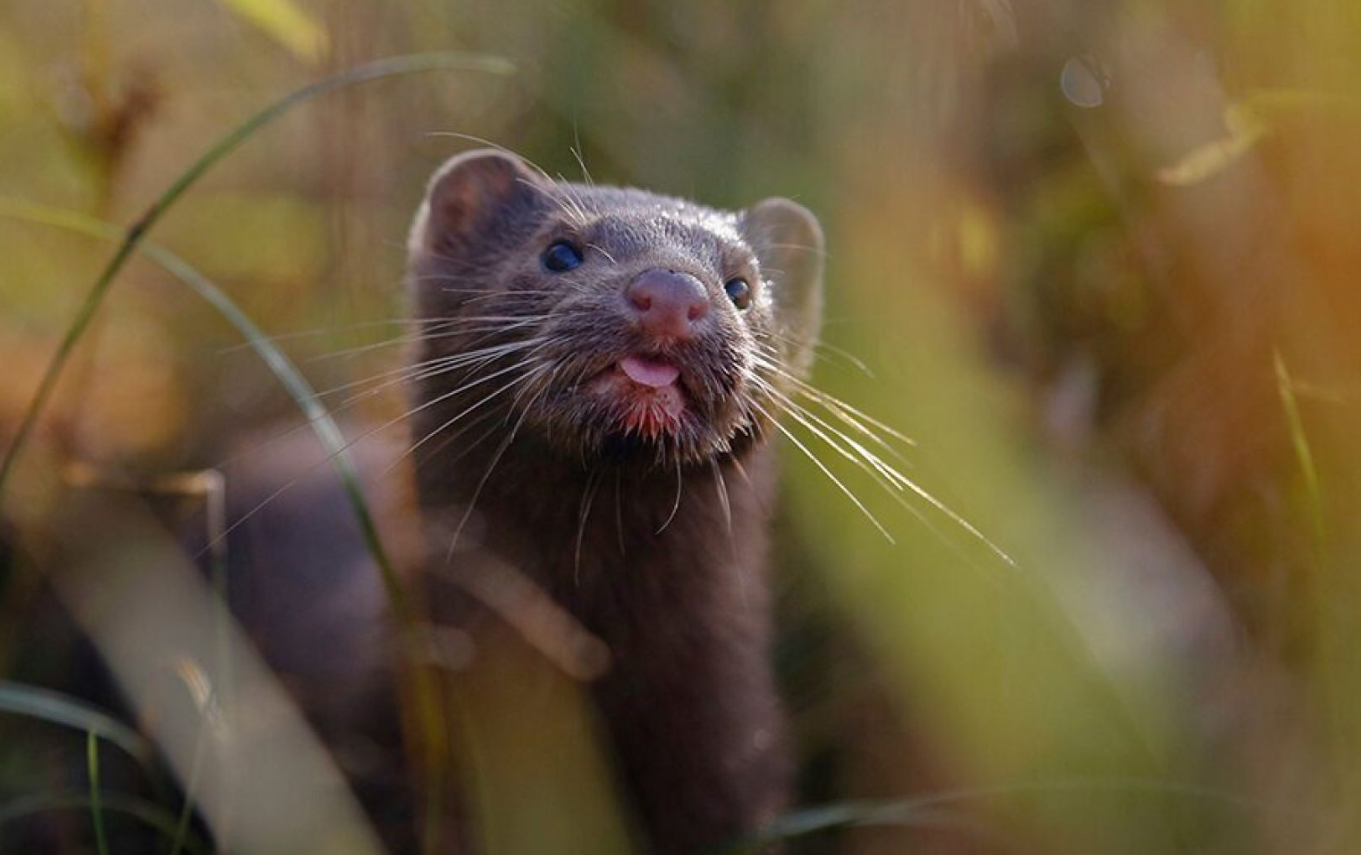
0;791;210;854
0;50;512;501
0;199;463;852
86;730;110;855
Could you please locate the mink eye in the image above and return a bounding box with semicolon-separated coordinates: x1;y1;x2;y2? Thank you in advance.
723;278;751;310
542;240;584;273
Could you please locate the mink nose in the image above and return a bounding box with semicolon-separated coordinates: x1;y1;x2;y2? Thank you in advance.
625;269;710;340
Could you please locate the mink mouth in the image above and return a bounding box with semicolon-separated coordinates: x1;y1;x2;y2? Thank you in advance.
585;355;692;440
517;335;749;463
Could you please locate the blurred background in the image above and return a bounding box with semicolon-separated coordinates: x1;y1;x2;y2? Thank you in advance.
3;0;1361;853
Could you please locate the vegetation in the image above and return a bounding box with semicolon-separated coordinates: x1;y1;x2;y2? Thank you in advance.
2;0;1360;853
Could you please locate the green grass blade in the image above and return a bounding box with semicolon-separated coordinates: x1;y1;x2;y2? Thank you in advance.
87;730;111;855
166;715;209;855
0;53;511;850
0;791;210;855
0;198;452;854
0;200;412;614
0;50;512;506
0;680;153;769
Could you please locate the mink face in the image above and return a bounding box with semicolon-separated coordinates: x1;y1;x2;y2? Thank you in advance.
406;150;824;470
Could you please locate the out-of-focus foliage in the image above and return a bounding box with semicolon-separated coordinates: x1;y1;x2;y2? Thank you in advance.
215;0;328;63
2;0;1361;853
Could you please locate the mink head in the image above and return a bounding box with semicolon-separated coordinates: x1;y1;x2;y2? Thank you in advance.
406;149;824;469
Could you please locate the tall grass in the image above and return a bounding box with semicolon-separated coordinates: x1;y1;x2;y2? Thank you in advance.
0;53;511;855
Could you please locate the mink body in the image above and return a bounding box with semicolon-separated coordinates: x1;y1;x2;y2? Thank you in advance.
406;150;825;854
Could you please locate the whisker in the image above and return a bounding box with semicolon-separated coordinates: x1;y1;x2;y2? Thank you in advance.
710;458;732;536
614;469;626;557
553;172;593;225
202;355;551;555
425;130;593;227
427;132;568;191
760;333;875;378
392;363;544;470
381;406;502;479
570;130;594;186
457;289;558;306
586;243;618;265
446;381;545;561
751;400;894;543
315;338;543;403
754;353;916;447
655;457;684;535
414;314;554;325
754;377;913;489
755;375;1014;566
208;342;538;476
574;469;602;585
216;317;455;353
306;319;548;363
711;457;749;611
764;242;829;258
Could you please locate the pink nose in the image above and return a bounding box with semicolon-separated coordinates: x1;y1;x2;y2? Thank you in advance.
625;269;710;341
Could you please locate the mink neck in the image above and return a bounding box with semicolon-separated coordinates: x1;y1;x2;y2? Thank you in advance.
413;425;789;854
414;431;775;595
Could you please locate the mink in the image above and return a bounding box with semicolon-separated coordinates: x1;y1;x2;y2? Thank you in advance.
405;149;825;854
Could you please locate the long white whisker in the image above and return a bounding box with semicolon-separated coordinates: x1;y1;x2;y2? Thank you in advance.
655;457;684;535
305;319;548;363
206;344;541;478
755;376;1014;566
754;377;913;489
760;332;875;378
446;381;545;561
614;469;626;557
200;361;524;560
394;365;544;470
754;352;917;451
317;338;544;404
710;458;732;536
217;316;458;353
574;469;602;585
711;457;750;612
752;400;894;543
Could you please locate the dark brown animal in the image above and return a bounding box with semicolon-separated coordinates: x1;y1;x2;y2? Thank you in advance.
405;149;825;854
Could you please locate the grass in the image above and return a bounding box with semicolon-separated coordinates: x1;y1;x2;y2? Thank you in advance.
707;776;1299;855
0;51;512;505
0;681;153;770
86;730;111;855
0;791;210;855
0;52;515;855
3;2;1361;853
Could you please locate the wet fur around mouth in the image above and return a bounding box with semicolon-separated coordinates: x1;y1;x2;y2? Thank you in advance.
403;149;825;855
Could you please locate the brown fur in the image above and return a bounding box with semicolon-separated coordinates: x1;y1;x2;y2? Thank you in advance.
405;150;824;854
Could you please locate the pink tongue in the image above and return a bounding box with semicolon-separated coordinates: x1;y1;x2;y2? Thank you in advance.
620;356;680;388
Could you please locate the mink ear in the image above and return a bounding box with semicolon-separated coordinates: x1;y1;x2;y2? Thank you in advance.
411;149;548;255
741;198;825;373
